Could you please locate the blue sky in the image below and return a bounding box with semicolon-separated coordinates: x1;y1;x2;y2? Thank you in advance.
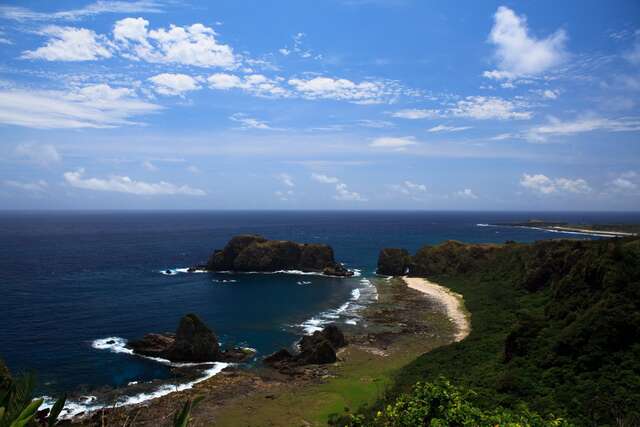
0;0;639;210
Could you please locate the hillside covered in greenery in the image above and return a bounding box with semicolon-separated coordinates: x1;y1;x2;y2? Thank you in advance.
372;237;640;426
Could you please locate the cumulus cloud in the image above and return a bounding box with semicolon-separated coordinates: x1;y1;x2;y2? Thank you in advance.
142;160;158;171
311;173;365;201
311;173;339;184
288;76;398;104
22;26;112;61
391;109;439;119
390;180;427;199
3;180;48;192
15;143;61;166
370;136;418;150
609;171;638;192
276;173;295;187
542;89;559;99
520;173;591;195
274;189;294;201
0;1;166;21
450;96;531;120
113;18;236;68
229;113;274;130
207;73;289;97
455;188;478;199
527;116;640;142
427;124;471;133
64;168;205;196
0;84;161;129
148;73;200;96
485;6;567;79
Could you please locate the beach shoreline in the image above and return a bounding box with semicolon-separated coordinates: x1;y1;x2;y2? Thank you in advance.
402;276;471;342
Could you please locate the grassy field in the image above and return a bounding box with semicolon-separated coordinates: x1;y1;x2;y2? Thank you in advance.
211;278;456;426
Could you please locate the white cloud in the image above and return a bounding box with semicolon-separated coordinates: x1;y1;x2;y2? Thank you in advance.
288;76;397;104
451;96;531;120
277;173;295;187
0;84;161;129
428;124;471;133
186;165;201;174
520;173;591;195
275;189;294;201
3;180;48;192
229;113;274;130
334;182;366;201
22;26;112;61
356;119;394;128
0;1;166;21
455;188;478;199
148;73;200;96
542;89;559;99
391;108;439;119
142;160;157;171
15;143;61;166
311;173;339;184
64;168;205;196
610;171;638;192
113;18;236;68
311;173;365;201
390;180;427;198
485;6;567;79
527;116;640;142
625;37;640;65
207;73;289;97
370;136;418;150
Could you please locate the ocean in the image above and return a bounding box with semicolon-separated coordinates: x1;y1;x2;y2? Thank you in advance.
1;210;638;415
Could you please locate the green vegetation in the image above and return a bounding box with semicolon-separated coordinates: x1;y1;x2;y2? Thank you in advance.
366;237;640;426
0;371;65;427
173;396;203;427
338;378;570;426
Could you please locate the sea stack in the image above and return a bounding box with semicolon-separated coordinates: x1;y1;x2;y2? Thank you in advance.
127;314;252;363
202;234;354;277
264;324;348;368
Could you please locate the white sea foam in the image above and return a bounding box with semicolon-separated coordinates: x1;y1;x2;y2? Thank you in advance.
297;280;312;285
159;267;207;275
298;276;376;334
41;363;229;419
212;279;237;283
91;337;219;368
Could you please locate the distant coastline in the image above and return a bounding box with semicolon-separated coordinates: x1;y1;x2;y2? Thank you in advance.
481;220;639;238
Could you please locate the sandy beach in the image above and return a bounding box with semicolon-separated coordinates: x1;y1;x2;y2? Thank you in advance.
402;276;471;342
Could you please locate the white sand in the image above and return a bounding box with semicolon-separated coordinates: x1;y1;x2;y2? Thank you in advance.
402;276;471;342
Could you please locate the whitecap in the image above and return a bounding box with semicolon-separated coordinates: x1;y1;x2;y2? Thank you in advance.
40;363;229;420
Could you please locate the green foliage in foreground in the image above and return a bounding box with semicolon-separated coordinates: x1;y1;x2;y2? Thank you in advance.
383;237;640;426
0;372;65;427
331;378;570;427
173;395;204;427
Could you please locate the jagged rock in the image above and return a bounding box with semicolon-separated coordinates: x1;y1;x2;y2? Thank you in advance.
0;357;11;392
264;325;347;369
127;314;253;363
377;248;412;276
165;314;220;362
263;349;294;367
202;234;352;276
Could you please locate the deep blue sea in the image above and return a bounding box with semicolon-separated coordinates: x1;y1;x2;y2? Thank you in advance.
1;210;638;413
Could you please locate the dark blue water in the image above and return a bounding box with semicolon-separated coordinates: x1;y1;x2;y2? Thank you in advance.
0;210;638;401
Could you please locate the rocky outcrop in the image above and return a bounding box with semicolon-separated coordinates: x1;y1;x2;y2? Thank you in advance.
377;248;412;276
264;325;347;369
0;357;11;392
204;235;353;276
128;314;252;363
377;241;501;277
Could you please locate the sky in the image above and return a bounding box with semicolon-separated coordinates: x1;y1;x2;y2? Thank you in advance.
0;0;639;210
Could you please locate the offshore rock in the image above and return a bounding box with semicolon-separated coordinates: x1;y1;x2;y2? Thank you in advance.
204;234;352;276
264;325;348;369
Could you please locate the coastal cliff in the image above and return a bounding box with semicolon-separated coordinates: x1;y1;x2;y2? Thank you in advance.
374;237;640;425
203;234;353;276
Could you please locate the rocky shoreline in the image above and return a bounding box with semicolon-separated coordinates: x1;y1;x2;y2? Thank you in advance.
67;274;460;426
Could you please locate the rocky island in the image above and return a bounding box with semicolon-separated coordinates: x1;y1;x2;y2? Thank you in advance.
127;314;254;363
194;234;354;277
